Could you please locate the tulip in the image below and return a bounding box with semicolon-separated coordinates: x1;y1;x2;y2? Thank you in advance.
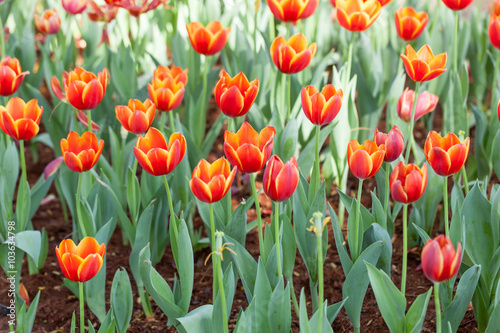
186;21;231;56
87;1;119;23
116;99;156;134
147;74;185;113
263;155;299;202
421;235;462;283
133;127;186;176
397;87;438;123
190;157;237;203
270;33;317;74
377;0;392;6
51;67;109;111
441;0;473;11
214;71;259;118
374;126;404;162
266;0;319;23
424;131;470;177
401;44;447;82
0;56;29;96
336;0;381;32
301;84;343;126
489;13;500;50
347;139;385;179
152;65;188;86
117;0;163;17
224;122;276;173
390;162;427;204
35;9;61;35
56;237;106;283
0;97;43;141
62;0;88;15
395;7;428;41
498;97;500;122
495;0;500;15
60;131;104;172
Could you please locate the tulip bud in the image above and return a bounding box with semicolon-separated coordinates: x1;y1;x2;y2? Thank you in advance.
214;71;259;118
336;0;381;32
441;0;473;11
270;33;317;74
62;0;88;15
0;56;29;96
394;7;428;41
186;21;231;56
35;9;61;35
397;87;439;123
56;237;106;283
390;162;427;204
374;126;404;162
263;155;299;202
489;13;500;50
424;131;470;177
421;235;462;283
190;158;237;203
60;131;104;172
347;139;385;179
301;84;343;126
401;44;447;82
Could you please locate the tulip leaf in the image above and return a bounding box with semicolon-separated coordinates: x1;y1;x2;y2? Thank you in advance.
297;122;335;179
371;191;387;230
212;264;235;333
412;223;431;244
126;167;141;224
363;224;392;275
299;288;312;333
308;301;333;333
129;204;154;287
406;287;432;333
97;310;116;333
326;297;348;324
252;259;273;332
110;268;133;333
485;303;500;333
268;278;292;333
14;230;41;265
177;305;213;333
279;118;299;162
171;217;194;312
329;203;353;275
28;172;56;221
281;213;297;282
15;177;31;232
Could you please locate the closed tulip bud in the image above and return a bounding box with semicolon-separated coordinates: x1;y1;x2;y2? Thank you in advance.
390;162;427;204
336;0;381;32
489;13;500;50
190;158;237;203
441;0;473;11
263;155;299;202
56;237;106;283
301;84;343;126
270;33;317;74
347;139;385;179
60;131;104;172
62;0;88;15
397;87;438;123
424;131;470;177
35;9;61;35
374;126;404;162
401;44;447;82
186;21;231;56
0;56;29;96
133;127;186;176
395;7;428;41
115;99;156;134
224;122;276;173
0;97;43;141
214;71;259;118
266;0;319;23
421;235;462;283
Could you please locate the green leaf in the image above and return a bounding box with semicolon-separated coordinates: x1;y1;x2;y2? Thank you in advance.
16;177;31;232
14;230;41;264
406;288;432;333
177;305;213;333
485;303;500;333
268;278;291;332
299;288;312;333
223;235;257;302
326;298;348;324
110;268;133;333
329;203;353;275
362;223;392;275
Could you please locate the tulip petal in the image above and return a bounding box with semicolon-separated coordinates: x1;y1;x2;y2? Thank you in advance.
427;147;451;177
275;161;299;202
77;236;101;259
78;253;103;282
421;240;443;283
220;86;245;117
82;79;104;110
61;252;84;282
446;143;468;175
190;177;213;202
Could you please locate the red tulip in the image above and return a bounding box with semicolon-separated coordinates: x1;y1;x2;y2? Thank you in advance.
214;71;259;118
495;0;500;15
301;84;343;126
0;56;29;96
397;87;438;122
390;162;427;204
62;0;88;15
489;13;500;50
133;127;186;176
270;33;317;74
115;99;156;134
421;235;462;283
336;0;381;32
224;122;276;173
266;0;319;23
147;66;186;112
190;158;237;203
424;131;470;177
60;131;104;172
186;21;231;56
35;9;61;35
377;0;392;6
87;1;119;23
497;97;500;121
441;0;473;11
347;139;385;179
117;0;163;17
374;126;404;162
56;237;106;283
401;44;447;82
395;7;428;41
263;155;299;202
0;97;43;141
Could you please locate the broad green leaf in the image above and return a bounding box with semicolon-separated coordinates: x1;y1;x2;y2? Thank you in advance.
406;288;432;333
110;268;133;333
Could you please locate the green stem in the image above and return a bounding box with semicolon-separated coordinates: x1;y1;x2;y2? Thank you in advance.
253;1;258;59
311;125;321;198
383;162;390;220
461;166;469;196
338;175;347;227
286;74;291;122
316;233;324;333
401;204;408;295
434;283;442;333
345;33;355;86
159;111;166;134
404;82;420;164
491;51;500;111
453;11;459;75
274;201;282;277
352;178;363;262
250;173;265;260
76;172;87;238
209;204;216;252
281;72;287;126
19;140;27;185
87;111;92;132
216;254;229;333
443;177;449;237
289;279;300;318
138;286;153;317
209;203;217;297
227;116;232;133
202;56;209;111
169;110;176;132
79;282;85;333
0;15;5;58
162;175;178;240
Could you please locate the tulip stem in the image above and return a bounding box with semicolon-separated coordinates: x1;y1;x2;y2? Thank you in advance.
443;177;449;237
401;204;408;295
169;110;176;132
434;283;442;333
79;282;85;333
490;51;500;111
215;252;229;333
352;178;363;262
19;140;27;188
316;229;324;333
286;74;291;122
250;173;266;261
0;16;5;58
404;82;420;164
312;125;321;198
274;201;282;277
162;175;178;240
383;162;390;222
345;32;355;85
159;111;166;134
76;172;88;238
253;0;258;59
209;203;218;297
453;11;459;75
461;166;469;196
87;111;92;132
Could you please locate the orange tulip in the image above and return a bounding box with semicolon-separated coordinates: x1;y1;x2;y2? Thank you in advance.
190;158;237;203
115;99;156;134
224;122;276;173
347;139;385;179
336;0;381;32
421;235;462;283
35;9;61;35
186;21;231;56
401;44;447;82
301;84;343;126
489;13;500;50
0;97;43;141
424;131;470;177
133;127;186;176
441;0;473;11
390;162;427;204
56;237;106;283
214;71;259;118
51;67;109;110
60;131;104;172
266;0;319;23
62;0;88;15
117;0;163;17
270;33;317;74
495;0;500;15
263;155;299;202
87;1;119;23
152;65;188;86
147;67;186;112
377;0;392;6
374;126;404;162
0;56;29;96
397;87;438;123
395;7;428;41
